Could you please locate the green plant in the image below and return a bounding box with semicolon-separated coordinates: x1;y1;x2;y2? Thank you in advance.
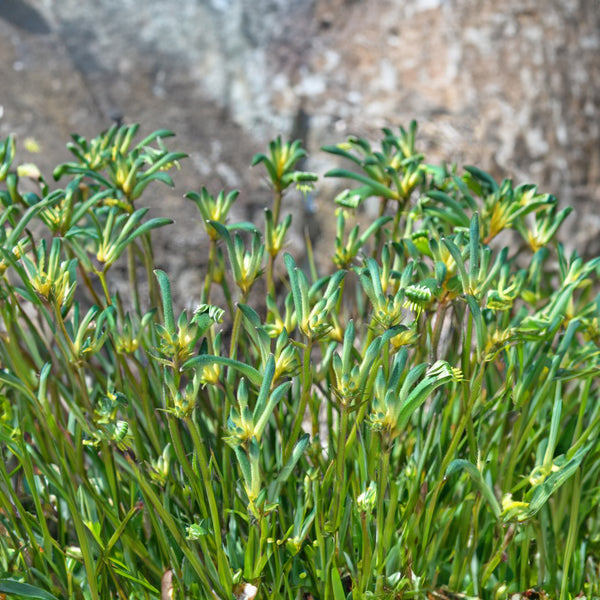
0;122;599;600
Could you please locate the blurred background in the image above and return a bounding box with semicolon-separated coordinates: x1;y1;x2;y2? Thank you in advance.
0;0;598;302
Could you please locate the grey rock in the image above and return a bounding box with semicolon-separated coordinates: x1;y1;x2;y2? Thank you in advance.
0;0;598;311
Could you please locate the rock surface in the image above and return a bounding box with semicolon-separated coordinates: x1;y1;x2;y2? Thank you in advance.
0;0;599;304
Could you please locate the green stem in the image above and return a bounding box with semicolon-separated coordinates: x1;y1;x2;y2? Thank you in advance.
203;239;217;304
343;359;380;454
273;189;283;228
96;269;112;305
359;513;373;594
127;244;141;315
100;440;121;511
228;296;247;362
188;415;233;593
63;480;100;600
420;369;483;558
372;196;388;260
390;203;404;242
560;470;581;600
140;232;161;310
462;307;474;381
186;417;222;538
225;297;248;424
78;263;104;307
519;527;529;589
331;405;349;530
334;278;346;321
129;457;224;597
284;339;312;464
430;301;449;361
120;354;162;454
167;416;208;518
52;302;92;411
266;254;276;299
375;436;391;594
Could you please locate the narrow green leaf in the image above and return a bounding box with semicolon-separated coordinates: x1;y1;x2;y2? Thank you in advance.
0;580;59;600
238;303;261;328
253;354;276;420
131;171;174;197
284;253;306;326
210;220;242;283
183;354;262;386
154;269;175;335
331;567;347;600
254;381;291;440
527;443;591;517
465;295;485;355
135;128;176;148
233;445;253;492
121;217;173;248
443;237;469;295
324;168;398;200
446;459;501;519
321;144;363;166
464;165;498;194
227;221;259;232
469;212;480;281
424;191;470;227
269;433;310;500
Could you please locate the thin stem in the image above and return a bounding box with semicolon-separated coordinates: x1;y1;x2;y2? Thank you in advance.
359;512;373;594
273;189;283;228
266;253;276;299
420;369;483;558
226;295;247;383
96;269;112;305
140;234;161;310
127;244;141;315
560;470;581;600
430;300;449;361
334;277;346;319
78;263;104;307
372;196;388;259
375;436;391;594
202;238;217;304
390;203;404;241
167;416;209;518
283;338;312;464
331;405;349;530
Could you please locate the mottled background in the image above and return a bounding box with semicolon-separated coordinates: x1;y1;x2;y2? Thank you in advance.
0;0;598;304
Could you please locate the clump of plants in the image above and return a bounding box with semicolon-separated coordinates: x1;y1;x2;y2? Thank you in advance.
0;122;599;600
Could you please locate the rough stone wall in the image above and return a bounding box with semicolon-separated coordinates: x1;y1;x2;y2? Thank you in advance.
294;0;600;252
37;1;600;189
1;0;599;301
